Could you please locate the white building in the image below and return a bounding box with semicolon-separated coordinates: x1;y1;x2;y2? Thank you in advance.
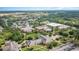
47;22;70;29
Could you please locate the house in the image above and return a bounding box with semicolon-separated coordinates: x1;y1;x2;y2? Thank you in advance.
2;41;20;51
11;23;18;28
23;38;44;46
20;26;33;33
17;21;33;33
26;39;43;46
35;25;52;32
22;35;51;47
40;35;51;44
21;34;62;47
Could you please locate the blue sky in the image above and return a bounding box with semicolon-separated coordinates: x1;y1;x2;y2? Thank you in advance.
0;7;79;11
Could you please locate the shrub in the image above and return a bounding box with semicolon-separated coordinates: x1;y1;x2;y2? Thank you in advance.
0;35;5;47
47;41;59;49
21;45;48;51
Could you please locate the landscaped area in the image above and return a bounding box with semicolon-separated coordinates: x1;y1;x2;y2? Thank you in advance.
0;10;79;51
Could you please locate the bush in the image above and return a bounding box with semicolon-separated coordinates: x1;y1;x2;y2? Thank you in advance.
59;32;68;37
47;43;53;49
68;30;74;35
0;35;5;47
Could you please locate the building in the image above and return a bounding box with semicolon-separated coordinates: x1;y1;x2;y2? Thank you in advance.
47;22;70;29
20;22;33;32
22;34;62;47
40;35;51;44
11;23;18;28
22;35;51;47
35;25;52;32
20;26;33;33
2;41;20;51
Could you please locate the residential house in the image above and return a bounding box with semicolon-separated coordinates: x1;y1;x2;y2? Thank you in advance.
35;25;52;32
2;41;20;51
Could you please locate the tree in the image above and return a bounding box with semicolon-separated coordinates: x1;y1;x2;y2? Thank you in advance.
0;35;5;47
10;30;24;43
47;40;59;49
75;30;79;40
68;30;74;35
73;29;79;46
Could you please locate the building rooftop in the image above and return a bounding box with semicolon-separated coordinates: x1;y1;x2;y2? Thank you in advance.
2;41;20;51
20;26;33;32
47;22;70;29
36;25;52;31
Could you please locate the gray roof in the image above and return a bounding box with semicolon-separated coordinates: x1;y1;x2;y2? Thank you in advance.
2;41;20;51
24;35;50;46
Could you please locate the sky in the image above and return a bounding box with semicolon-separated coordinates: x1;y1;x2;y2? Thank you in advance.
0;7;79;11
0;0;79;7
0;0;79;11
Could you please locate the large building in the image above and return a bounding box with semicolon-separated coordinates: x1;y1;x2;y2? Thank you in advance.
47;22;70;29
